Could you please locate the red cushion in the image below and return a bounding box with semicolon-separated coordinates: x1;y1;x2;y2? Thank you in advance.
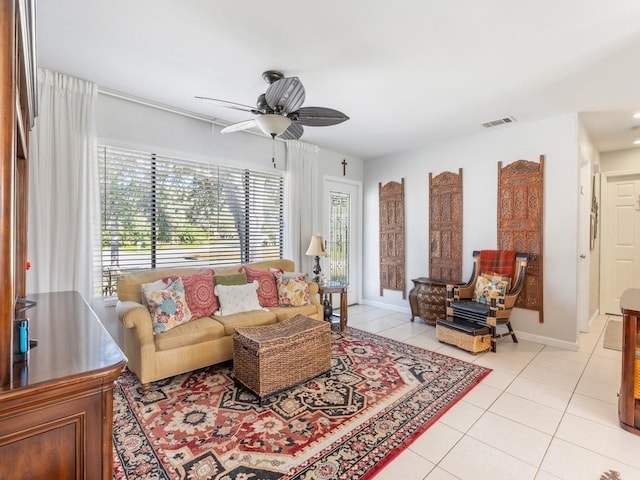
242;266;279;307
178;269;218;318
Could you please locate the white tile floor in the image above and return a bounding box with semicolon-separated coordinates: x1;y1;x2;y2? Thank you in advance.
344;304;640;480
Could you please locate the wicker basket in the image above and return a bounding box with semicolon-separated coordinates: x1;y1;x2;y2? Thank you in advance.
436;320;491;354
233;315;331;401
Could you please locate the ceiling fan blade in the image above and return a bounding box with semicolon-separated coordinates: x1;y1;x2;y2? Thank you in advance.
195;96;260;114
265;77;305;114
292;107;350;127
279;122;304;140
221;119;256;134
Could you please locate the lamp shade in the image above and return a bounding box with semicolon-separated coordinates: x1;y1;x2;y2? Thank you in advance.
305;235;327;257
255;114;291;138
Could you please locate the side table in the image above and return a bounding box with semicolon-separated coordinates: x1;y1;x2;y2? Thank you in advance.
619;288;640;435
409;277;448;325
318;282;348;331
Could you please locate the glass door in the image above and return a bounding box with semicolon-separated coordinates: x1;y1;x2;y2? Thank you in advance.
324;178;361;305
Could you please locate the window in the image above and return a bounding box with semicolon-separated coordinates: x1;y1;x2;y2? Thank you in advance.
97;146;284;297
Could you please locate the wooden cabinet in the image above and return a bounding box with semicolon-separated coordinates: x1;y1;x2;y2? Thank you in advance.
1;0;38;387
409;277;448;325
619;288;640;435
0;292;127;479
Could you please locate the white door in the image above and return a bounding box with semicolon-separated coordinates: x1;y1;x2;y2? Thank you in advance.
323;177;362;305
576;150;591;332
601;172;640;314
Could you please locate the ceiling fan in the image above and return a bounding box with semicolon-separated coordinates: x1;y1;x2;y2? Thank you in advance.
196;70;349;140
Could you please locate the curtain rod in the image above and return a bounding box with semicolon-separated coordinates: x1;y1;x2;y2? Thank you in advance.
98;87;276;140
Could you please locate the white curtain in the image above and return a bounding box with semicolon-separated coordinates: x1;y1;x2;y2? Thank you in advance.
284;140;320;273
27;68;99;300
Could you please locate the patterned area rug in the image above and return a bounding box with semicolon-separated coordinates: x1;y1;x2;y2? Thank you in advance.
113;327;491;479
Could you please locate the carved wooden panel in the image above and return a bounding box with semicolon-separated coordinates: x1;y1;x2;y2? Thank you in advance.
497;155;544;322
429;168;463;283
379;179;406;298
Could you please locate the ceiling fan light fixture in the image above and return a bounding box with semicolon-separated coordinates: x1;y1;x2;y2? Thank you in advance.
255;114;291;138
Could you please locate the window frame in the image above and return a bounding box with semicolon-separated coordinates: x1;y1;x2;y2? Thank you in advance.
97;145;284;297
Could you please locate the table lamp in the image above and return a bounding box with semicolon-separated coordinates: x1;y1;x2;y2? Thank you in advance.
305;235;327;283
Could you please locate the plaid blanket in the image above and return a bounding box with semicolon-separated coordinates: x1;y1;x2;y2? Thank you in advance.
479;250;516;277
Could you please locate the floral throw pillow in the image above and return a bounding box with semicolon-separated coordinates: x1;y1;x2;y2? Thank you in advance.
242;266;279;307
473;273;510;305
180;269;217;319
275;272;310;307
214;281;265;316
142;278;192;334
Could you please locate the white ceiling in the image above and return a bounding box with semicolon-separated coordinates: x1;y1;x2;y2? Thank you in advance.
36;0;640;160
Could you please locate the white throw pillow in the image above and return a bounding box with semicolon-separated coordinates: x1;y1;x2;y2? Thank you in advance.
214;280;266;316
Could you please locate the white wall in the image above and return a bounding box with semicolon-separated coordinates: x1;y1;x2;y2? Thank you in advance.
363;114;580;348
600;148;640;172
97;93;365;275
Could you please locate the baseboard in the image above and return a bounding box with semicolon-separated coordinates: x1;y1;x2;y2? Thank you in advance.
588;309;600;330
516;331;578;351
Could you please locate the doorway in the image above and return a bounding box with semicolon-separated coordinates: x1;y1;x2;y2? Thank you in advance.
576;148;591;332
600;170;640;314
323;176;362;305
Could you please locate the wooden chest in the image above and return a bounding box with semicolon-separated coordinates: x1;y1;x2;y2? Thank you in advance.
233;315;331;403
409;277;448;325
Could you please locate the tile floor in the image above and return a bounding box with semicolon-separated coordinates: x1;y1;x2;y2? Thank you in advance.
344;304;640;480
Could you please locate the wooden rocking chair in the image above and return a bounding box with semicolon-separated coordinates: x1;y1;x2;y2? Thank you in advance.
443;250;528;352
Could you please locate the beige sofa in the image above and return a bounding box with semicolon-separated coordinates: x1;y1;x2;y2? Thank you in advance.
116;259;322;393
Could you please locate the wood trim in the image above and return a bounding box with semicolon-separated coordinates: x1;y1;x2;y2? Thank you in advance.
0;0;17;387
497;155;544;322
379;179;406;298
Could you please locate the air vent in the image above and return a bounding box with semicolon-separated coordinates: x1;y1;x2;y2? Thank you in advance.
482;116;517;128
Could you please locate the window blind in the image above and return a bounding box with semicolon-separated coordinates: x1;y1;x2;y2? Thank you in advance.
97;145;284;297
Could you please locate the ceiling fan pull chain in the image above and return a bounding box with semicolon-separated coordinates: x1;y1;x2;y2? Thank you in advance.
272;139;276;168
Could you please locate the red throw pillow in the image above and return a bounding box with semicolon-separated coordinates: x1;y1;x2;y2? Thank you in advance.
179;269;218;318
242;266;279;307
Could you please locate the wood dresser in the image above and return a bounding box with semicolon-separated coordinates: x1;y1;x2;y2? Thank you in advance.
409;277;448;325
619;288;640;435
0;291;127;479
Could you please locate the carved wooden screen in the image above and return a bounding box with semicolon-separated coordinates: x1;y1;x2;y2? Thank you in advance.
497;155;544;322
379;179;406;298
429;169;463;282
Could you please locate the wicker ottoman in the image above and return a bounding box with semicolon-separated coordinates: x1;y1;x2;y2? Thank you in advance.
233;314;331;402
436;317;491;354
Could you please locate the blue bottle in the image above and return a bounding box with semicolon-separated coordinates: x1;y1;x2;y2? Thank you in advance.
19;320;28;354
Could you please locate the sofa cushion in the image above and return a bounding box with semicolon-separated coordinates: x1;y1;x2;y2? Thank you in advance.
154;316;226;351
473;272;510;305
275;272;310;306
242;266;279;307
212;309;278;336
119;266;202;303
268;304;319;321
214;281;265;316
142;277;193;334
179;269;218;318
214;271;247;286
